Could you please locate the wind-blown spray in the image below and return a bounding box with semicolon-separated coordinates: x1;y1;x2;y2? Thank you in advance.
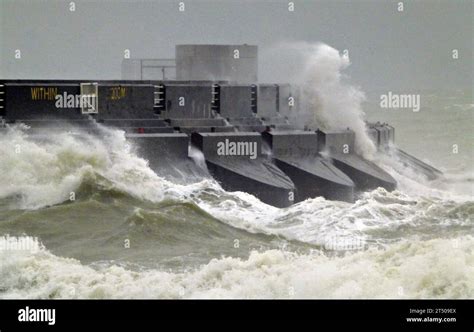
265;42;376;158
301;43;376;158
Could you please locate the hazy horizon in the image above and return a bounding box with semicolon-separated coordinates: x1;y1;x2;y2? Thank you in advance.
1;0;472;93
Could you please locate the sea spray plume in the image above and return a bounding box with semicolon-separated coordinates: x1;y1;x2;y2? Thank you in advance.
264;42;376;158
299;43;376;158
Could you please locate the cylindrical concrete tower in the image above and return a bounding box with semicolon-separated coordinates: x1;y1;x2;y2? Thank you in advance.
175;44;258;83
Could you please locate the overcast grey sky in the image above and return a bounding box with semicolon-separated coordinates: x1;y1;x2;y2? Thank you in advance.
0;0;472;91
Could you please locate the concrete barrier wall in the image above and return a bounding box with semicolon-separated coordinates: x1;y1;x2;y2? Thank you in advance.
387;124;395;143
4;83;82;120
191;132;262;159
317;129;355;154
126;133;189;159
262;131;319;157
256;84;294;119
278;84;292;115
257;84;278;118
368;123;396;148
98;84;155;119
281;85;301;124
163;84;213;119
367;127;378;145
176;45;258;83
375;126;391;147
2;82;157;121
219;85;253;118
2;81;311;130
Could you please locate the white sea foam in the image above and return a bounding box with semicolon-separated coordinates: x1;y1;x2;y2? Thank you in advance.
196;185;473;248
1;235;472;299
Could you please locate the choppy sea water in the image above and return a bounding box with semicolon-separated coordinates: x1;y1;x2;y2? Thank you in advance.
0;94;472;299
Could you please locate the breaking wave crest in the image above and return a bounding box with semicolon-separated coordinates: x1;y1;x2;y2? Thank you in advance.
0;124;216;209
